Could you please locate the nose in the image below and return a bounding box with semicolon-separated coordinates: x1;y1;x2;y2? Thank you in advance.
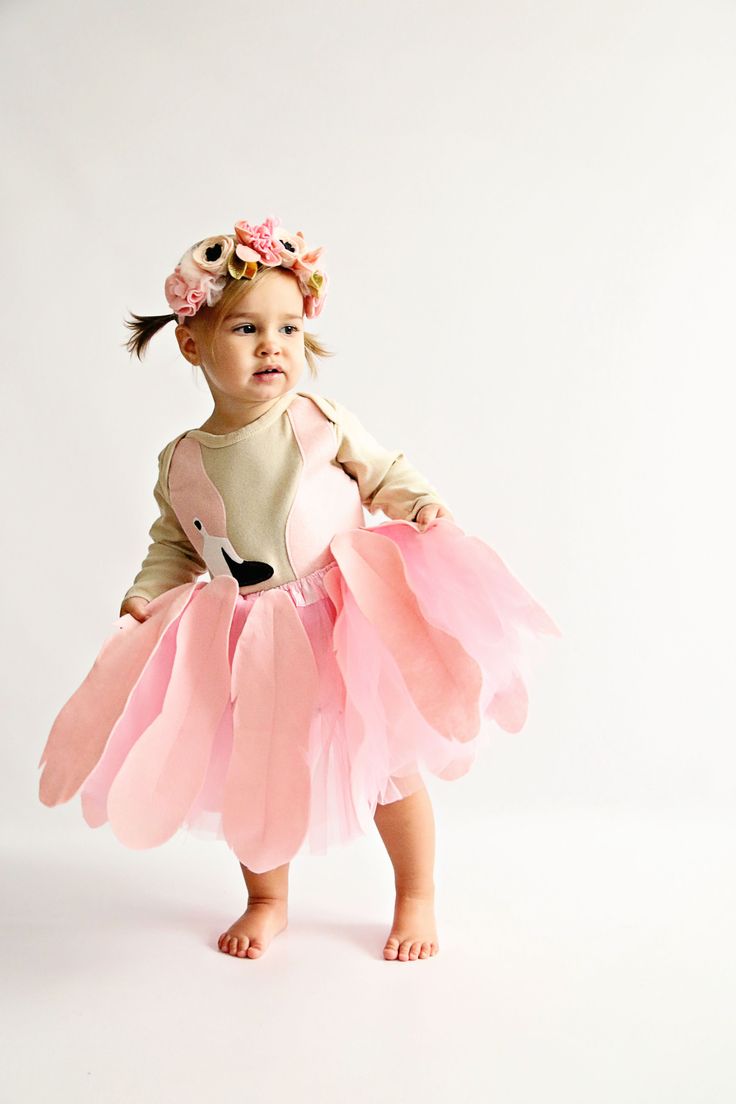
256;329;281;357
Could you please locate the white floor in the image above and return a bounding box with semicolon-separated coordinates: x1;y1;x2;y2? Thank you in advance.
5;804;734;1103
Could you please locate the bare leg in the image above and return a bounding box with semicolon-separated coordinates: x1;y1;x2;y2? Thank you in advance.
217;861;290;960
373;782;439;961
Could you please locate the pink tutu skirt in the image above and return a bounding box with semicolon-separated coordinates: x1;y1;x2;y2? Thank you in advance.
38;518;561;873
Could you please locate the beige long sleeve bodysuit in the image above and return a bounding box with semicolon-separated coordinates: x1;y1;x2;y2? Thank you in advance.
122;389;449;606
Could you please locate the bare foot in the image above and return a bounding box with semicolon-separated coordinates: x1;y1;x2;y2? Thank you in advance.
383;891;439;961
217;897;288;960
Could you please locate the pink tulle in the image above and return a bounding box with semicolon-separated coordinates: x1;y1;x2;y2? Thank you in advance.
38;518;561;873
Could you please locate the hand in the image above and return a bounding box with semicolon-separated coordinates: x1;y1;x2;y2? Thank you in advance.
119;595;152;623
414;503;455;531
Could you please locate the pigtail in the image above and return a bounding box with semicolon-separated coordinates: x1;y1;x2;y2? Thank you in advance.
123;311;178;360
304;332;336;379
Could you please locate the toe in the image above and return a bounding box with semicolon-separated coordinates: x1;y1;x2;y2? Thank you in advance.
247;941;263;958
398;939;412;961
419;942;431;958
383;938;400;960
409;942;420;960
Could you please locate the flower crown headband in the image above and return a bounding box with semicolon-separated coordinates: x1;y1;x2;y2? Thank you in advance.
164;215;328;324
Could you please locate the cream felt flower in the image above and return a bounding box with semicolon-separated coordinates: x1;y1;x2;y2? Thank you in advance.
178;251;207;286
191;236;234;276
272;228;306;269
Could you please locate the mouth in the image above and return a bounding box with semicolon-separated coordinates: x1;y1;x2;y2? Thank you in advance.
253;367;283;377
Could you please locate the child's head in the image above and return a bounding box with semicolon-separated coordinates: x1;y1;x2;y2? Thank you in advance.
176;266;312;405
123;215;333;384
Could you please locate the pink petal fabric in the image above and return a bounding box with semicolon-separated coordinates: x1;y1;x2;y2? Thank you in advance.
106;575;238;849
38;582;199;806
222;588;319;872
330;526;483;742
81;598;188;828
38;519;561;872
353;518;561;734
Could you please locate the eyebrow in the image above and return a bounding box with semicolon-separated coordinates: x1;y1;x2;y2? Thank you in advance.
225;312;303;322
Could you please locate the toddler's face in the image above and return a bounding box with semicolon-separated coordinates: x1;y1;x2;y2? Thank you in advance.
180;268;306;405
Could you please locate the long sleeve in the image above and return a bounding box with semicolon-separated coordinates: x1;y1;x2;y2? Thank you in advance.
121;439;208;606
330;398;451;521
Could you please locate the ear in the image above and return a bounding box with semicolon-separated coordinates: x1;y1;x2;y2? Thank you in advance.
174;323;201;366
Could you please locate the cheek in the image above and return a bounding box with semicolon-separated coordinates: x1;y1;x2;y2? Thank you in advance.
214;336;249;362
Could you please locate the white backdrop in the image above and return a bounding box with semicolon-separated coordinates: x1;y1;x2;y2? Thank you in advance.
3;1;735;1101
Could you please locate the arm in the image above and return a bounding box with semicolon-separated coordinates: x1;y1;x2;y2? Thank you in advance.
120;441;207;608
331;399;452;522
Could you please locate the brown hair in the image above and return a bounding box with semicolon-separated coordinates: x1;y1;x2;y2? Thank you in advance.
122;266;334;379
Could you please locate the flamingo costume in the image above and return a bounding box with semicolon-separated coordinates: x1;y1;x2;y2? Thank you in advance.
38;389;561;873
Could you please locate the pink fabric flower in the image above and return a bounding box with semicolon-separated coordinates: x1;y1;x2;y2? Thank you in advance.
234;215;282;266
233;243;263;265
182;257;224;302
293;244;324;274
164;268;208;318
291;245;326;302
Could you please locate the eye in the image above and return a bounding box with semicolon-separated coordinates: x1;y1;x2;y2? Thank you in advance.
232;324;299;335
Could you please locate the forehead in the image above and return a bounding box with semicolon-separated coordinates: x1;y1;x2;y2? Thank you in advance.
227;268;304;317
